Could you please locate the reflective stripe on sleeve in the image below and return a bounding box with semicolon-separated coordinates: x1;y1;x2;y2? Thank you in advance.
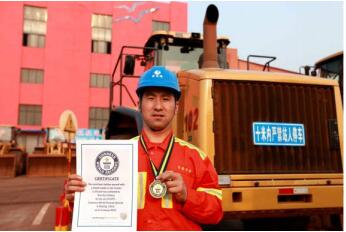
161;193;173;208
196;187;222;200
175;138;206;160
138;172;147;209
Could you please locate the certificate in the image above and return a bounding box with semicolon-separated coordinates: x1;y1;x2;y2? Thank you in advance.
72;140;138;231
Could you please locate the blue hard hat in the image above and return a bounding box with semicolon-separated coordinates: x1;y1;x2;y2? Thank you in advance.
136;66;181;100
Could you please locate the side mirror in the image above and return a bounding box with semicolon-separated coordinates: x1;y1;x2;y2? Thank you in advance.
123;55;135;75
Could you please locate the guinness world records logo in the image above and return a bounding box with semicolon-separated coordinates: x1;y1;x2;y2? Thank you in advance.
95;151;119;175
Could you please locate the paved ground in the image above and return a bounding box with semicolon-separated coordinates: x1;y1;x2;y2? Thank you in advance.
0;176;342;230
0;176;66;231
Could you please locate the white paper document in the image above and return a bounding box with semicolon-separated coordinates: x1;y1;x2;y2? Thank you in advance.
72;140;138;231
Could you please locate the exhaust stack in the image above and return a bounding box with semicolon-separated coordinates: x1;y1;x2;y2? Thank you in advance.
202;4;219;69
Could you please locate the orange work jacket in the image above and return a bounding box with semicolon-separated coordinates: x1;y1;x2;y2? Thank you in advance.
135;130;223;231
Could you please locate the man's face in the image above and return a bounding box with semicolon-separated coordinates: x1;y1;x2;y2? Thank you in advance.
140;88;178;132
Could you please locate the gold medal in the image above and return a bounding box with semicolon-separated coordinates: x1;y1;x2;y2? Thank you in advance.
140;134;175;199
149;180;167;198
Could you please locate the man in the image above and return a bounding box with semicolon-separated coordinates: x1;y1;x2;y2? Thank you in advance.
65;66;223;230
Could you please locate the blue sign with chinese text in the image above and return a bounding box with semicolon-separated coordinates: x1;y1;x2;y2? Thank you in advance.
252;122;305;146
76;129;104;141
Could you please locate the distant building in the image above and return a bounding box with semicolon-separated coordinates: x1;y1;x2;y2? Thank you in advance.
0;1;187;131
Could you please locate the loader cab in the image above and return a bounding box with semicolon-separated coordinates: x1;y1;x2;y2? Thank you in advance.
143;31;230;70
315;51;343;99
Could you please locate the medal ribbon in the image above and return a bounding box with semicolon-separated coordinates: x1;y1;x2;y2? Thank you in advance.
140;134;175;178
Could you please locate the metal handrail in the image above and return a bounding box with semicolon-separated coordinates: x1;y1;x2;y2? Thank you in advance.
247;55;276;72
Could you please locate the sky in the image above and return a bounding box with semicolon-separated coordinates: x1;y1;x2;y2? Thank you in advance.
187;1;343;72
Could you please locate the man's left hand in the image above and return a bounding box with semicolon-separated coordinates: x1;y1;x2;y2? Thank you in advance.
157;171;187;203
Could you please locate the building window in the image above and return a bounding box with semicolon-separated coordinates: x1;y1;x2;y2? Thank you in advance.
18;104;42;125
23;6;47;48
152;21;170;32
21;68;44;84
89;107;109;129
90;73;110;88
91;14;112;54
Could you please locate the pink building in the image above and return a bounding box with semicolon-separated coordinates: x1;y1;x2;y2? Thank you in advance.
0;1;187;131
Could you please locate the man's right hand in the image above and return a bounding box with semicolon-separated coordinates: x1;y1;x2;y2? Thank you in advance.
65;174;87;202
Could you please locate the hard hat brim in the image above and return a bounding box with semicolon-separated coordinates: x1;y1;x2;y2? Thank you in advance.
136;86;181;100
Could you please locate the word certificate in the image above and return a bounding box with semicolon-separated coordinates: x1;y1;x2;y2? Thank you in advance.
72;140;138;231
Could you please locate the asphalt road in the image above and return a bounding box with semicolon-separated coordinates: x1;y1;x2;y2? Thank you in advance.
0;176;66;231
